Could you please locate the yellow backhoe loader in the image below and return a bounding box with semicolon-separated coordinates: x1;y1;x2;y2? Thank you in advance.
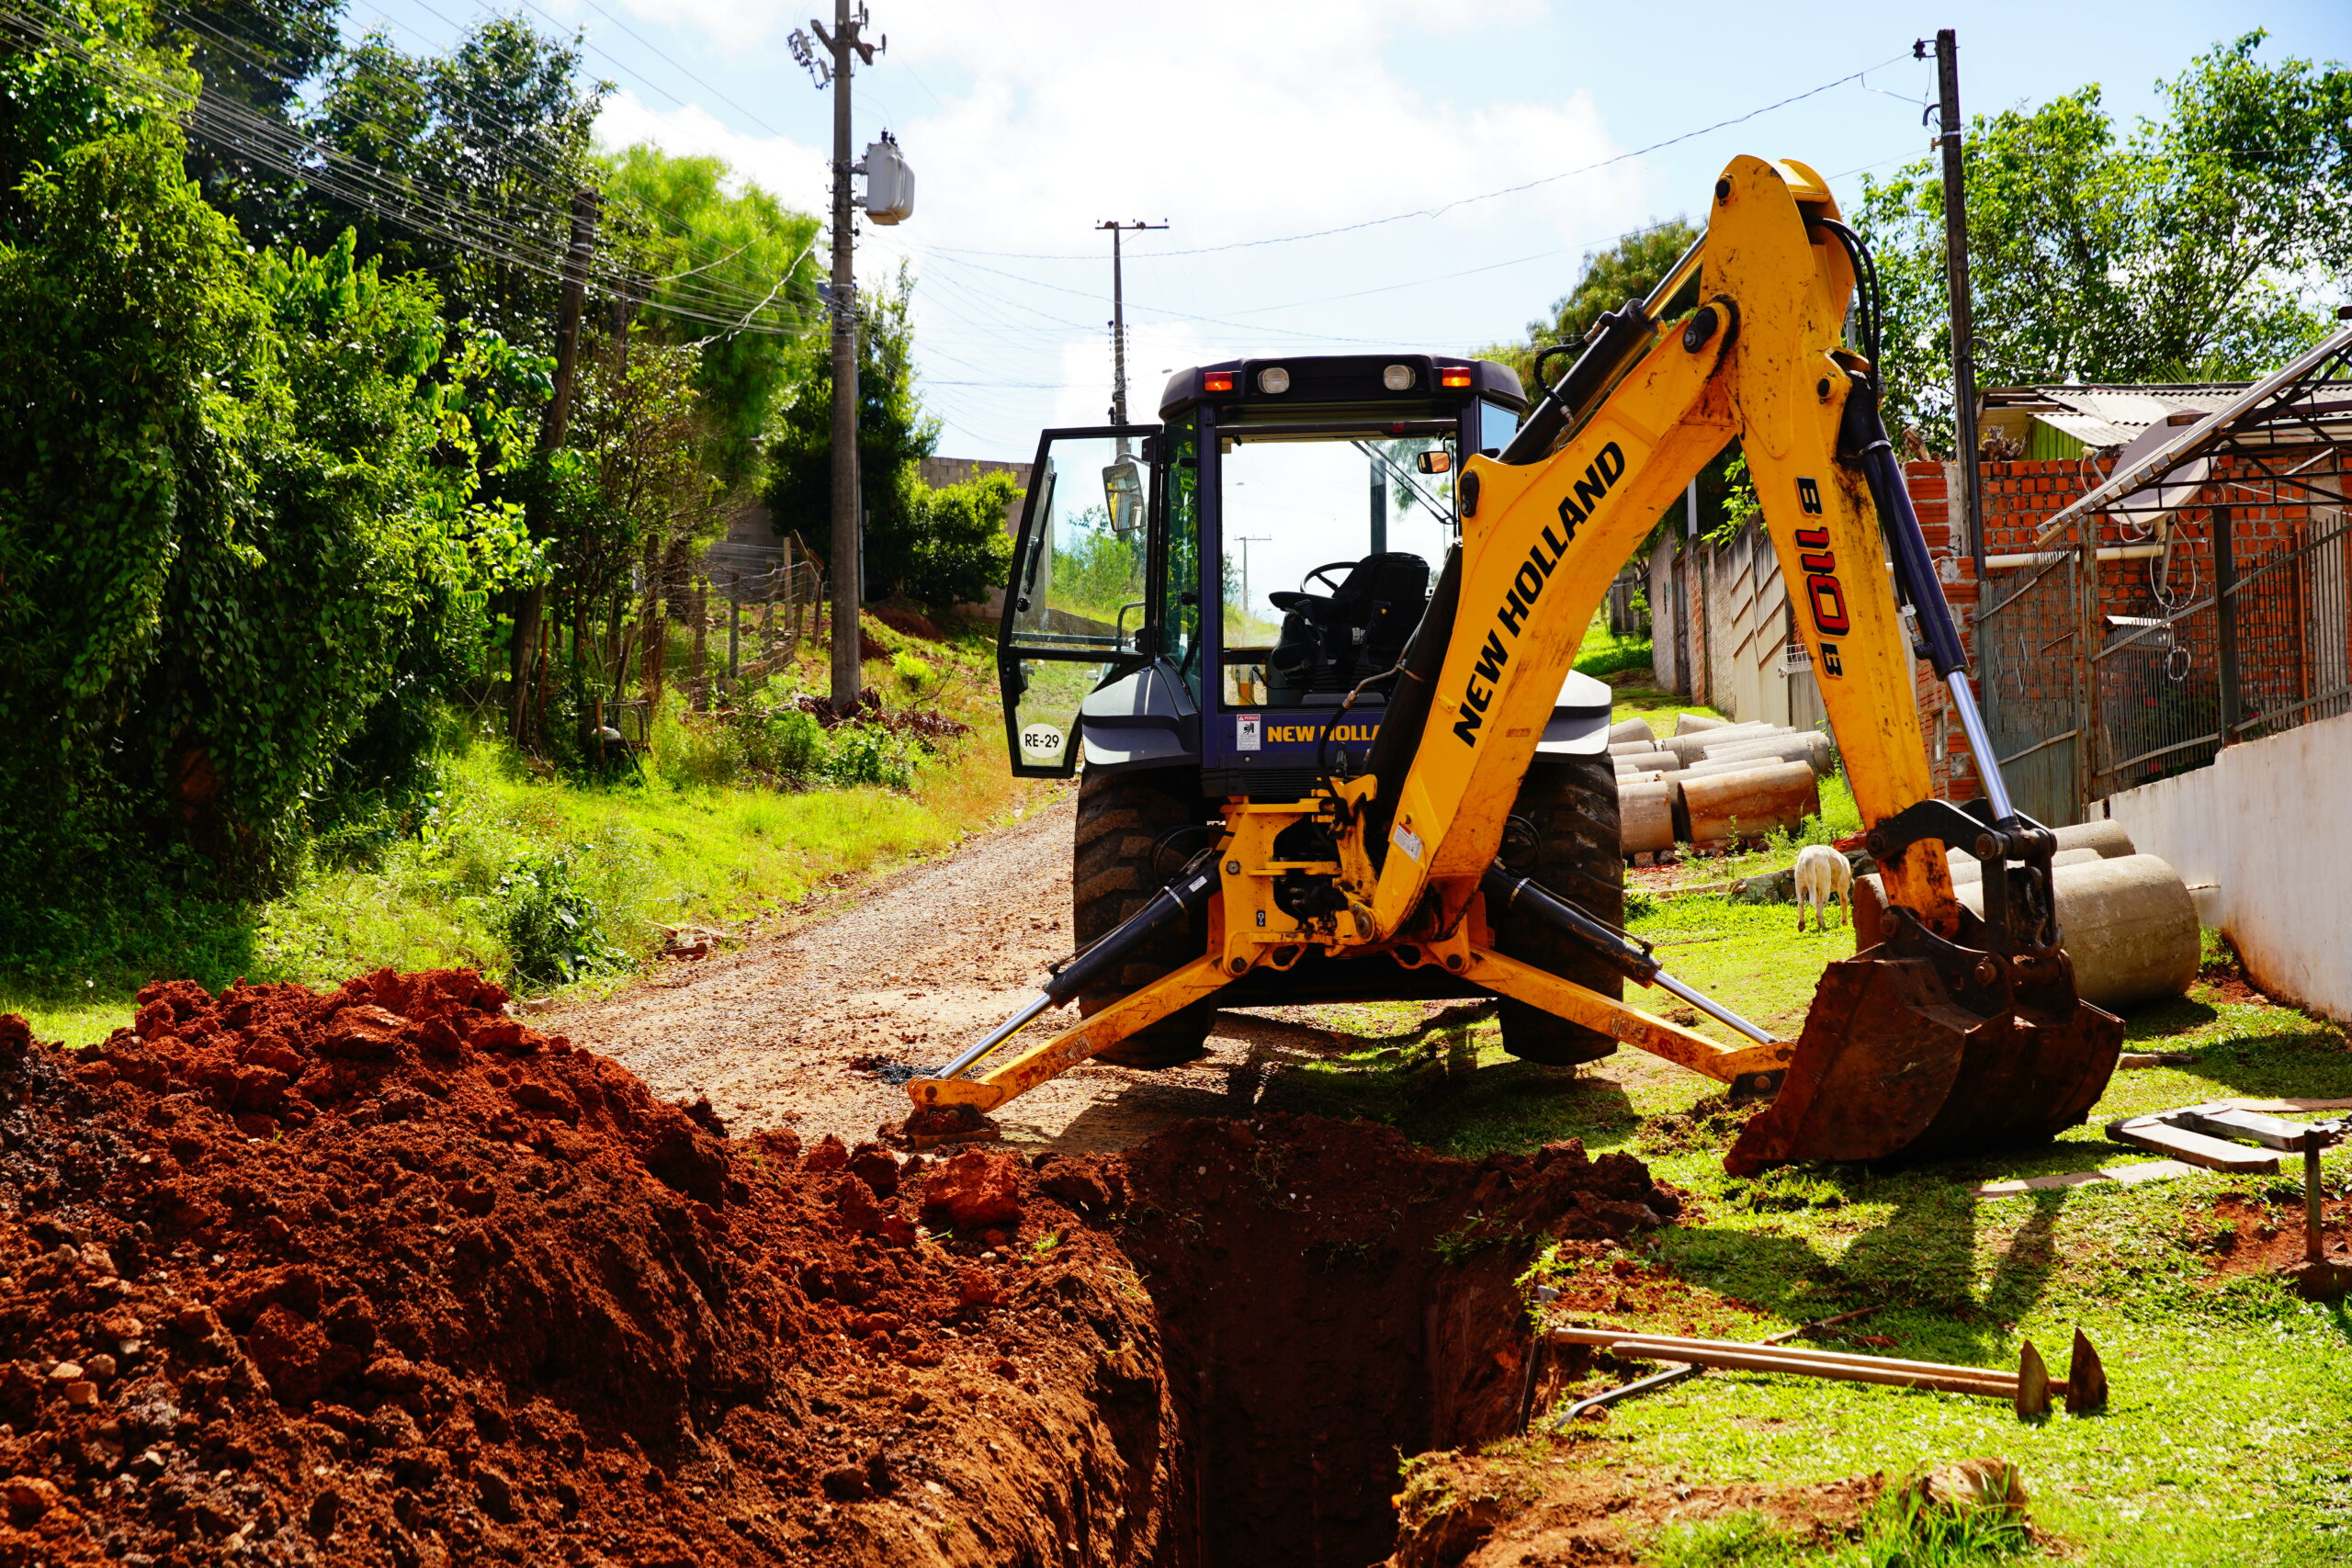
913;154;2122;1172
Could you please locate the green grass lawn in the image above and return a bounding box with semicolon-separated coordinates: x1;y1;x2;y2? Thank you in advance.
1270;891;2352;1565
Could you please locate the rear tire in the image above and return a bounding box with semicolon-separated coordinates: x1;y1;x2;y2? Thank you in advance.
1491;754;1625;1066
1073;766;1218;1068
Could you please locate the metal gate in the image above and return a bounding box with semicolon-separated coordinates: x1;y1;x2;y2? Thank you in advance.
1977;526;2089;827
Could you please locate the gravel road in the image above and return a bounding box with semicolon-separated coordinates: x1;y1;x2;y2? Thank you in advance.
544;795;1376;1149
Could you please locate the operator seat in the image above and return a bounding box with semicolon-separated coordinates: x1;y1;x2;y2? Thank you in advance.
1265;551;1430;704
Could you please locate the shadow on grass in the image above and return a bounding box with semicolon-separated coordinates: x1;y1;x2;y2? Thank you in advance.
1656;1177;2075;1364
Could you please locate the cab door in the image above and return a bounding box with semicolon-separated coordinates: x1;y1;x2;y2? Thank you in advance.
1000;426;1158;777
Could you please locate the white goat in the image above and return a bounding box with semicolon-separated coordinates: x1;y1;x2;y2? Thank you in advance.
1793;844;1853;932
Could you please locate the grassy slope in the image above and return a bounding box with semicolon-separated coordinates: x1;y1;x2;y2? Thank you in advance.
1273;699;2352;1565
9;623;1055;1045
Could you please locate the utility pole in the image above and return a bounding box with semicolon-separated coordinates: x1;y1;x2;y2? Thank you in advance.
511;186;599;745
1919;29;1986;584
1234;536;1269;620
1097;220;1168;434
804;4;882;714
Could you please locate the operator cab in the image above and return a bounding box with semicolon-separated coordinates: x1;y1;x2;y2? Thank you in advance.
998;353;1594;797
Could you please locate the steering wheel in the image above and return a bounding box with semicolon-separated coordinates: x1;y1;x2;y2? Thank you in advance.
1301;560;1358;596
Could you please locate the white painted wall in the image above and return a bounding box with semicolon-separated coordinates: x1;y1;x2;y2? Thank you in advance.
2098;707;2352;1022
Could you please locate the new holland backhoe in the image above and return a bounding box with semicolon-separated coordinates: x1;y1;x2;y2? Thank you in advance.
912;154;2122;1172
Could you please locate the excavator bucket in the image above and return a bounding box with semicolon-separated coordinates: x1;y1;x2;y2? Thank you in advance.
1725;913;2122;1175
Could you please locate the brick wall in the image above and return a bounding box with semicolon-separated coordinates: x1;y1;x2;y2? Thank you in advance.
1910;452;2338;808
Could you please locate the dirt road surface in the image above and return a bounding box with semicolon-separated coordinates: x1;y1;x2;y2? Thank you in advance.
546;797;1380;1149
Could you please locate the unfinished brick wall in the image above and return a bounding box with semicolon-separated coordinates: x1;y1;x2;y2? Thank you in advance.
1909;453;2342;807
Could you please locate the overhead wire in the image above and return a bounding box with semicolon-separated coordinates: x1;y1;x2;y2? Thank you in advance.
929;51;1914;262
7;0;818;335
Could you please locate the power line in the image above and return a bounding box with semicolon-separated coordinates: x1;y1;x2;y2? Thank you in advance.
929;51;1914;262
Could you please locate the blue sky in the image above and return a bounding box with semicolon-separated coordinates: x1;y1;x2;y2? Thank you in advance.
350;0;2351;460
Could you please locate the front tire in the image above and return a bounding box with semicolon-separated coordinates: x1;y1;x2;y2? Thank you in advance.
1072;766;1217;1068
1490;754;1625;1066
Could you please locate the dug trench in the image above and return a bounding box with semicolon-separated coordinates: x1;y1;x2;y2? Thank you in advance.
0;970;1687;1567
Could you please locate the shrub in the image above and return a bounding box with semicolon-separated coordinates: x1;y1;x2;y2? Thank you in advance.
492;848;628;987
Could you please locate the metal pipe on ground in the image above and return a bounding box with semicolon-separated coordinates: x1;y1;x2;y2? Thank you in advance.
1856;853;2199;1010
1679;761;1820;843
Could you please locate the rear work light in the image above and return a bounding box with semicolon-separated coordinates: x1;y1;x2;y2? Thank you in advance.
1382;364;1415;391
1257;367;1290;394
1202;370;1236;393
1437;367;1474;389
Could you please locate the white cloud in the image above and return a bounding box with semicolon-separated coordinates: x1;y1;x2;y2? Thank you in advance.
593;0;1663;456
595;91;829;206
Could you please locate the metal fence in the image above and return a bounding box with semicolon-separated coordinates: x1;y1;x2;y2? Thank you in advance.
1978;502;2351;823
694;555;827;703
1978;536;2091;827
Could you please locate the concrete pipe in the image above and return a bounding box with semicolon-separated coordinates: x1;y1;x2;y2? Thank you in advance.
1607;717;1658;747
1702;731;1836;776
1674;713;1728;736
1679;761;1821;844
1854;854;2199;1010
1663;725;1786;766
1609;739;1661;756
1618;778;1679;855
1617;769;1668;785
1613;749;1682;773
2052;820;2136;859
1945;845;2101;886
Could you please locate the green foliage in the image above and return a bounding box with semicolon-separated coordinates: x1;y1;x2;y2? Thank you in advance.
1050;506;1146;625
301;16;606;350
603;143;822;485
892;651;938;696
492;845;628;986
0;118;533;941
1646;1492;2037;1568
1484;219;1702;385
903;470;1018;612
764;265;941;600
1858;32;2352;446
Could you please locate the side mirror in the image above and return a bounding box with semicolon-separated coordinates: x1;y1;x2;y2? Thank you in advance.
1416;450;1453;474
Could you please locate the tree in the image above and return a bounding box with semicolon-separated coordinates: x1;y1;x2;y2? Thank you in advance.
167;0;347;244
1858;31;2352;447
603;144;823;487
0;118;532;906
1483;220;1702;386
302;16;607;352
904;473;1018;613
764;264;939;602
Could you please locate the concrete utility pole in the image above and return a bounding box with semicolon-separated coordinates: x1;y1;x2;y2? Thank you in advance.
1920;28;1986;583
1097;220;1168;434
810;3;882;714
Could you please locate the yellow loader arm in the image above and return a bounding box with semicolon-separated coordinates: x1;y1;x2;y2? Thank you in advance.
909;154;2121;1171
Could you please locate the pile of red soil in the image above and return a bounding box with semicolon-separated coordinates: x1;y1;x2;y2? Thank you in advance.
0;970;1690;1568
0;974;1170;1567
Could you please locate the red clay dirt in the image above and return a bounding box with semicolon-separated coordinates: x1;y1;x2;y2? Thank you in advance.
0;973;1690;1568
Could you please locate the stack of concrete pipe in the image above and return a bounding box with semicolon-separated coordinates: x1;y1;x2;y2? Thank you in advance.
1851;821;2200;1010
1608;718;1829;855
